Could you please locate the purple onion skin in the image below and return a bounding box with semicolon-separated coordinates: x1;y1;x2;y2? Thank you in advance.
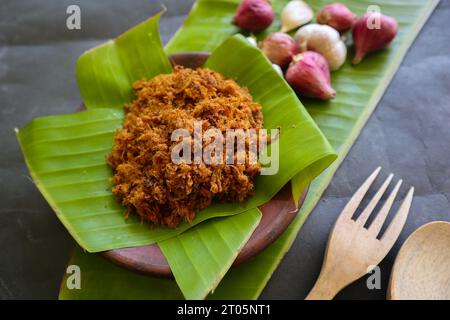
233;0;275;33
317;3;356;33
352;13;398;64
286;51;336;100
260;32;300;67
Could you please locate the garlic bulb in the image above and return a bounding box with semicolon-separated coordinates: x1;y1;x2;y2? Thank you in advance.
294;24;347;71
280;0;313;33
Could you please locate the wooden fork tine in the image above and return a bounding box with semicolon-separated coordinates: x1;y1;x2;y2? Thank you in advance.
356;173;393;226
368;179;403;236
338;167;382;221
380;187;414;246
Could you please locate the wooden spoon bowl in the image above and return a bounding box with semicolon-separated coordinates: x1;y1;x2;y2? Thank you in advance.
388;221;450;300
100;52;309;277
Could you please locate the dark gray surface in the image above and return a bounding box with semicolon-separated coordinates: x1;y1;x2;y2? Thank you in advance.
0;0;449;299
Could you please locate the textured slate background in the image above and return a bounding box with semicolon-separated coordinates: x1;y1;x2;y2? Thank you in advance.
0;0;449;299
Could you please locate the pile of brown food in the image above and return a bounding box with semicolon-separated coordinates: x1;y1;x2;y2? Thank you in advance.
107;66;263;227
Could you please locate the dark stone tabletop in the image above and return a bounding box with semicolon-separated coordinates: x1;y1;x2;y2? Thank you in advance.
0;0;449;299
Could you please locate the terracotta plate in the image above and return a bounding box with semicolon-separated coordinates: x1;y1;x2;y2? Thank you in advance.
101;53;308;277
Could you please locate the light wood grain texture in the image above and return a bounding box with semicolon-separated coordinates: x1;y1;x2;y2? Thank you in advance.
306;167;414;300
388;221;450;300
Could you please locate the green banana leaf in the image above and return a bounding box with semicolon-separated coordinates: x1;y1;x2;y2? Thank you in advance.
18;12;335;253
59;245;183;300
77;12;173;110
19;2;336;299
16;109;253;251
165;0;286;53
204;35;336;206
157;32;336;300
59;209;260;300
159;208;262;299
59;0;438;299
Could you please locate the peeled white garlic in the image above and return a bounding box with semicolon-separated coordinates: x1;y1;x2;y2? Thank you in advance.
280;1;313;33
294;24;347;71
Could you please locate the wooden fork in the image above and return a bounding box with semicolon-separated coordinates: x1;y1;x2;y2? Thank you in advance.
306;167;414;300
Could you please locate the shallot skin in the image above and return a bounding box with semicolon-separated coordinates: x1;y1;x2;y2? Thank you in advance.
286;51;336;101
317;3;356;33
233;0;275;33
352;13;398;64
260;32;300;67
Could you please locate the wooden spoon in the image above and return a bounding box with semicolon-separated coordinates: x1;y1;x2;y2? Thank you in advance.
388;221;450;300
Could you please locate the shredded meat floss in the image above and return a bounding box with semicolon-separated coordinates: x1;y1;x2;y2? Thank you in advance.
107;66;263;227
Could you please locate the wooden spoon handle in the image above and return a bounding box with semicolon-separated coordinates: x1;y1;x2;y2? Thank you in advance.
305;271;343;300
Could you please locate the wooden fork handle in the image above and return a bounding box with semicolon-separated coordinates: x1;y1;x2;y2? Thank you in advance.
305;271;344;300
